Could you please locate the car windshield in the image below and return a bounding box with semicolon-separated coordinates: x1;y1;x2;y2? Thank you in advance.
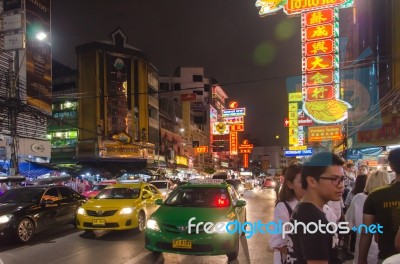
91;185;107;191
151;182;168;189
164;187;230;207
94;188;140;199
0;188;45;203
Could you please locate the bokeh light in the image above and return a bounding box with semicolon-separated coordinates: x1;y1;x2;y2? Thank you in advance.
253;41;276;66
275;19;297;41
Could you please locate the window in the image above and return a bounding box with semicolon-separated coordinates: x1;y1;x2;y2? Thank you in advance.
193;90;203;95
43;188;59;202
160;83;169;91
58;187;73;201
149;185;160;195
192;75;203;82
173;83;181;91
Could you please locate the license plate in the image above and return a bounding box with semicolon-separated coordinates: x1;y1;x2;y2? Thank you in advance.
92;219;105;226
172;239;192;249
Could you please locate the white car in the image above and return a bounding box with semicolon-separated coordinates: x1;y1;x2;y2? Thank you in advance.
150;180;175;197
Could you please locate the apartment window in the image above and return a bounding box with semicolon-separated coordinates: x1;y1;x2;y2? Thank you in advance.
173;83;181;91
160;83;169;91
204;84;210;92
193;90;203;96
192;75;203;82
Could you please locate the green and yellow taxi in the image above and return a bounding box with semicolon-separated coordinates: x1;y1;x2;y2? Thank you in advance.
145;179;247;261
76;182;163;231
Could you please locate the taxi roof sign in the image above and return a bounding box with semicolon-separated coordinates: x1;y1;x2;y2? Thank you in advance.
188;179;225;184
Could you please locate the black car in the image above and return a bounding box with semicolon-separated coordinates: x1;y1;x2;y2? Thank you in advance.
0;185;87;243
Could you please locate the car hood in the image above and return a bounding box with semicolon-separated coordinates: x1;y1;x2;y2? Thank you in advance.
82;199;140;208
0;203;33;215
152;206;234;223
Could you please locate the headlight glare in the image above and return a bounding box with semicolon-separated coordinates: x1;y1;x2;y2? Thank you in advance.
120;207;134;215
77;207;85;215
0;215;12;224
146;219;160;231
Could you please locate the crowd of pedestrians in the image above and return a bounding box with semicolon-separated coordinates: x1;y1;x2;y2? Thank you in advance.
269;148;400;264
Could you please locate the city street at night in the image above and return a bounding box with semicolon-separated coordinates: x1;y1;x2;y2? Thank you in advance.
0;189;275;264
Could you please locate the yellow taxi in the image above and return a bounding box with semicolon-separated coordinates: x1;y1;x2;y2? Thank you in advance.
76;182;163;231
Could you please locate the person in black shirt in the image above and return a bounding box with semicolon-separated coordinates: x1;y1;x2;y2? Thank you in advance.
287;152;345;264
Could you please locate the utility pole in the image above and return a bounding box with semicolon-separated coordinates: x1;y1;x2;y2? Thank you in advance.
8;58;20;176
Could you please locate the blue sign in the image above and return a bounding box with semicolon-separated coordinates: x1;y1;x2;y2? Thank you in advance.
222;108;246;117
284;148;313;157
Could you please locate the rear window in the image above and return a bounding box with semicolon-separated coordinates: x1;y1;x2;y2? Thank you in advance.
151;182;168;189
164;187;230;207
94;188;140;199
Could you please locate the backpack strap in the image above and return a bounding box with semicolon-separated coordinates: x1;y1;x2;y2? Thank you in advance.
275;201;293;217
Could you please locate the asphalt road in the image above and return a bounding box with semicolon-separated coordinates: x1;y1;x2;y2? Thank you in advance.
0;188;276;264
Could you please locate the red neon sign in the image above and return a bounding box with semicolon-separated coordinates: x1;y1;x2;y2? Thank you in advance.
304;9;334;26
285;0;347;15
305;24;333;41
305;85;335;101
305;54;334;72
305;39;333;57
305;70;334;86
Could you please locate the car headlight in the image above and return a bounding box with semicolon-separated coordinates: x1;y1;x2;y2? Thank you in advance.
146;219;160;231
77;207;86;215
120;207;134;215
0;215;12;224
238;185;244;191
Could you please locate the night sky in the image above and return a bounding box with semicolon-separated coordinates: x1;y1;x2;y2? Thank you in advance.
51;0;303;146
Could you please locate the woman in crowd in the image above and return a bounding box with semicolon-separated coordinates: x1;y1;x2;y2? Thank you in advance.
345;170;390;264
270;163;304;264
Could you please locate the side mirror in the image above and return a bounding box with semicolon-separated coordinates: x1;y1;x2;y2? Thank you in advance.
235;200;246;207
142;193;151;200
155;198;164;205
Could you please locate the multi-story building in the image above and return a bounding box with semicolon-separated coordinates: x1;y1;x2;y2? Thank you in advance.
341;0;400;164
159;67;210;173
74;28;159;173
47;61;78;164
250;146;288;175
0;0;51;177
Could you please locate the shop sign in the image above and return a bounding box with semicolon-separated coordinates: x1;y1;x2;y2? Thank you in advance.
305;54;334;72
230;124;244;132
305;39;334;57
176;156;188;166
308;125;342;142
222;108;246;117
223;116;244;124
4;33;25;50
305;85;335;101
230;132;238;155
288;92;302;102
285;0;350;15
212;122;230;135
195;146;208;154
305;70;334;86
304;9;334;25
289;145;308;151
284;148;313;157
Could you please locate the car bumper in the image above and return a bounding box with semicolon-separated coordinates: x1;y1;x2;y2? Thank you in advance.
76;213;139;230
145;229;238;256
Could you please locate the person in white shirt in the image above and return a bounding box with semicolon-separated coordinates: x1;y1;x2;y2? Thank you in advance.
346;170;390;264
270;163;304;264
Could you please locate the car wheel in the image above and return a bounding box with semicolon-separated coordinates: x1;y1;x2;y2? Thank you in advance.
16;218;35;243
138;211;146;232
226;237;240;261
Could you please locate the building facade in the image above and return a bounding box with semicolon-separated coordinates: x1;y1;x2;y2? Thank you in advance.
0;0;51;177
75;28;159;172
